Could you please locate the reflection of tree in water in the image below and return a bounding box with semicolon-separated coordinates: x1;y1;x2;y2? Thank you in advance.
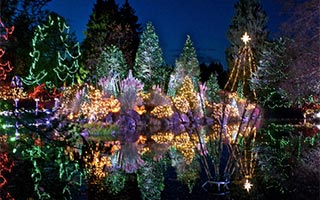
0;72;264;199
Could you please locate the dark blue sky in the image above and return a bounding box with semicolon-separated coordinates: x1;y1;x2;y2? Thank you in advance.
45;0;284;67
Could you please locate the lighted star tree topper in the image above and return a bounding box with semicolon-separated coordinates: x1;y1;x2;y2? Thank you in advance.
224;32;257;99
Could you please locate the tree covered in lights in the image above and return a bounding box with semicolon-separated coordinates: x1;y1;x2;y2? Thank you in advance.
168;35;199;96
133;21;165;90
22;13;81;90
96;45;127;81
81;0;120;73
205;73;221;103
82;0;141;73
4;0;51;76
252;38;291;108
225;0;268;70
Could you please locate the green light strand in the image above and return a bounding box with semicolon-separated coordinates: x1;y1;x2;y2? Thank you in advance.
55;146;83;198
22;14;81;87
23;146;51;200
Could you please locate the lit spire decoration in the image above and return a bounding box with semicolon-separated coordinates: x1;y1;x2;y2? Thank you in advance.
224;32;256;99
22;15;81;88
0;18;14;80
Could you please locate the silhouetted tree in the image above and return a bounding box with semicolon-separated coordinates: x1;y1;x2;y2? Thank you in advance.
199;61;226;88
81;0;120;75
82;0;141;78
119;0;141;68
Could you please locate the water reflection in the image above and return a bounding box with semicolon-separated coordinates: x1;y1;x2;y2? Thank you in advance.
0;83;319;199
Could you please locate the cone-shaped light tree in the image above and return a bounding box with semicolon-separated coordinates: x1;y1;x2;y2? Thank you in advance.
133;21;165;91
224;32;257;100
225;0;268;71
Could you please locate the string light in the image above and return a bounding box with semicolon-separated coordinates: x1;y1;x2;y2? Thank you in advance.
0;18;14;80
22;15;81;87
224;32;257;98
0;19;14;40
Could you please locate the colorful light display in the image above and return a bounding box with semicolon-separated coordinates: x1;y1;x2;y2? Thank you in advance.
224;32;257;99
22;15;81;88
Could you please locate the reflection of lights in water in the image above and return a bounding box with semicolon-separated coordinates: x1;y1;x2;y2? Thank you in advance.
316;112;320;130
315;111;320;118
315;111;320;130
244;179;253;192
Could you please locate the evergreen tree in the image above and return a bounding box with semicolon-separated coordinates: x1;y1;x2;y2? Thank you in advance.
225;0;268;70
133;21;164;90
178;35;200;83
205;73;221;103
96;45;127;81
167;35;199;96
22;13;81;90
119;0;141;68
81;0;120;75
82;0;141;78
3;0;51;78
252;38;291;108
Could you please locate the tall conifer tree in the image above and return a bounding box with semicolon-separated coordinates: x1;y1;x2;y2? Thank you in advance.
119;0;141;68
82;0;141;79
134;22;164;90
252;38;291;108
81;0;120;75
225;0;268;70
167;35;199;96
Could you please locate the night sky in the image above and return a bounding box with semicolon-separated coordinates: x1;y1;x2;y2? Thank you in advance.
45;0;285;67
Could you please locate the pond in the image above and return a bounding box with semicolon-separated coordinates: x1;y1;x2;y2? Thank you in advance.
0;86;319;200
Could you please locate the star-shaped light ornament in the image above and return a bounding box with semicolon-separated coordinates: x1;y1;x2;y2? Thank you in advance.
244;178;253;192
241;32;251;45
